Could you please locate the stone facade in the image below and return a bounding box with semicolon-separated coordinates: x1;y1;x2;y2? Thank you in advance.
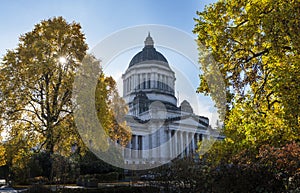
122;34;211;165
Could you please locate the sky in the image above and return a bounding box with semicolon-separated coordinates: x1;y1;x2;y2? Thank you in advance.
0;0;220;127
0;0;217;57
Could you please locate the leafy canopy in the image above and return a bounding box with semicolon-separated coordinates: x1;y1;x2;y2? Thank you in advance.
0;17;88;156
194;0;300;158
0;17;130;171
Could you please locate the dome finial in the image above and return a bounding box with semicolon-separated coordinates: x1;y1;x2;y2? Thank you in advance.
144;32;154;46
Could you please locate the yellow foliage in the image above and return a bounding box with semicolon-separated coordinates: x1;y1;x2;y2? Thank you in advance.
194;0;300;164
0;145;6;166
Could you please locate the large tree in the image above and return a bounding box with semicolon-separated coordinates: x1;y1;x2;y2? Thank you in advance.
0;17;131;173
0;19;132;183
0;16;88;157
193;2;300;190
194;0;300;154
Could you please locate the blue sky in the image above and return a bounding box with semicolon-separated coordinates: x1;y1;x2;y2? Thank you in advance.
0;0;216;56
0;0;221;127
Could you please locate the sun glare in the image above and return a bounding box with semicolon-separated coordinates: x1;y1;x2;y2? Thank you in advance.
59;56;67;64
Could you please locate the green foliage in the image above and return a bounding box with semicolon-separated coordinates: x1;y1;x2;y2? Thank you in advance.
0;140;6;166
79;151;118;175
158;155;296;192
193;0;300;191
73;54;130;155
95;74;131;147
77;172;119;187
194;0;300;138
28;152;52;178
0;16;88;156
0;17;131;184
194;0;300;158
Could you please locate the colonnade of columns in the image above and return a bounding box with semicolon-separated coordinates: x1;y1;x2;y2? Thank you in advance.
123;73;175;95
169;130;203;158
124;130;203;162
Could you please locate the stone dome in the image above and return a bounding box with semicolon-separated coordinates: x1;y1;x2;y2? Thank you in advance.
122;33;177;108
129;33;168;67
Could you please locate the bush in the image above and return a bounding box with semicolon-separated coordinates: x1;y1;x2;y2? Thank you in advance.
77;172;120;187
209;164;285;193
79;151;118;175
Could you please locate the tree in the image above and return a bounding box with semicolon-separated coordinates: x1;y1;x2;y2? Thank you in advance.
0;16;132;176
0;139;6;167
0;17;88;155
258;142;300;190
193;0;300;155
95;74;131;147
73;54;131;167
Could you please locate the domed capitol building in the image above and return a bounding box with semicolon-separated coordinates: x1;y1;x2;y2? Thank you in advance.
121;33;217;166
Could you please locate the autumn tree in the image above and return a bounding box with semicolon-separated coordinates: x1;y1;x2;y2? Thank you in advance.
194;0;300;157
193;1;300;190
0;17;131;180
73;54;130;168
0;17;88;156
95;74;131;147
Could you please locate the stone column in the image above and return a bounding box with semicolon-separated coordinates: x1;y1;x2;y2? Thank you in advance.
163;75;166;90
152;132;156;159
161;75;164;90
175;130;181;155
128;137;132;159
157;129;161;160
195;133;199;150
145;73;148;89
185;132;189;156
138;135;142;158
142;74;146;89
123;79;126;95
173;76;175;94
124;79;127;94
127;78;129;93
134;135;139;158
165;76;168;91
157;74;160;89
150;73;153;88
174;130;178;157
148;73;151;89
190;133;194;153
128;76;130;92
132;137;135;158
149;133;152;158
132;75;135;91
131;76;134;92
142;135;147;159
127;78;130;94
134;74;137;90
168;130;172;158
138;74;141;89
180;131;183;157
131;76;134;91
191;133;195;153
